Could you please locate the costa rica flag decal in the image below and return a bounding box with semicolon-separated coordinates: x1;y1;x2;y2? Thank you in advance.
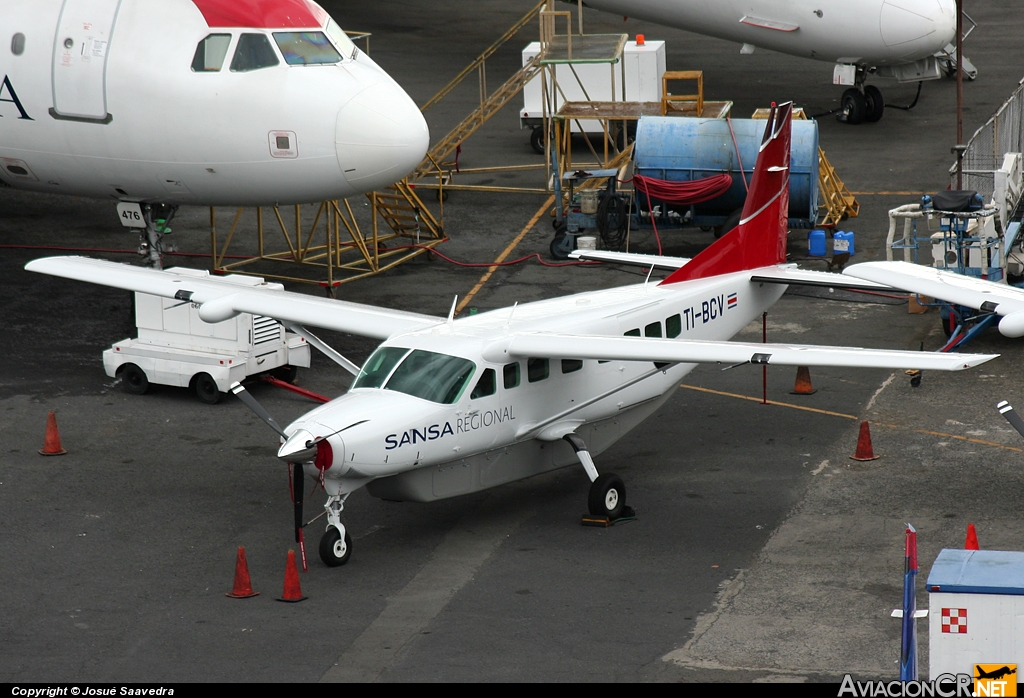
727;292;738;309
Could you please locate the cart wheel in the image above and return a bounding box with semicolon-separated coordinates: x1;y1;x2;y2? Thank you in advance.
437;189;449;202
193;373;222;405
120;363;149;395
714;209;742;239
550;232;574;260
530;126;545;155
272;365;298;383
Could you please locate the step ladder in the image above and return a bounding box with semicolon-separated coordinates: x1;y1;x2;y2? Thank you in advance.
369;180;443;240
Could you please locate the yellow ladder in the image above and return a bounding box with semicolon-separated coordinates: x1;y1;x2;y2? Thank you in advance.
369;179;443;240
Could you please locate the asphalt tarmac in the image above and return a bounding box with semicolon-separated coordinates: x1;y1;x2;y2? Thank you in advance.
2;0;1024;683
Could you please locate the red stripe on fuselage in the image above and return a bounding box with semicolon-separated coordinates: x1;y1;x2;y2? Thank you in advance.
191;0;327;28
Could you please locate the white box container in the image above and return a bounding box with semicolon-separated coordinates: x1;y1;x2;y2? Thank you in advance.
103;268;310;402
520;39;666;134
927;549;1024;680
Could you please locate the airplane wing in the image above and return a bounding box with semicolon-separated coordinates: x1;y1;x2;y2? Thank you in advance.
569;250;691;270
24;256;442;340
845;261;1024;336
482;332;996;370
750;265;896;291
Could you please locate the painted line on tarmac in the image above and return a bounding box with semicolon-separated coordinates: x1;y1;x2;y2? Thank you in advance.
320;491;534;683
679;383;1024;453
456;194;555;315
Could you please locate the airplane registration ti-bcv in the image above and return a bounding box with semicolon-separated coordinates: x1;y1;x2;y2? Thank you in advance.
0;0;429;265
25;103;999;568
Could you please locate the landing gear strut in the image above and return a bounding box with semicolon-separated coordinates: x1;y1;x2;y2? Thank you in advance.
319;493;352;567
564;433;630;520
138;203;177;269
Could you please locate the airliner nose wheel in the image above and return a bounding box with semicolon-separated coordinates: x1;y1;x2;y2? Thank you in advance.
588;473;626;519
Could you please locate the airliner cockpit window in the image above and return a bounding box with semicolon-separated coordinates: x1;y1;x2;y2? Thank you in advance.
191;34;231;72
324;18;357;59
384;350;476;405
273;32;342;65
230;33;280;72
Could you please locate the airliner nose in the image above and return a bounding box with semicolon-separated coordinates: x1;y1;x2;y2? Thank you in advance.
879;0;955;54
336;81;429;191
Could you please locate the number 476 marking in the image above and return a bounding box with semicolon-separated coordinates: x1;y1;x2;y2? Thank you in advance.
116;202;145;228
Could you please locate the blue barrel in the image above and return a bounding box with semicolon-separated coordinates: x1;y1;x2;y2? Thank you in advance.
633;116;820;228
808;229;827;257
833;230;855;256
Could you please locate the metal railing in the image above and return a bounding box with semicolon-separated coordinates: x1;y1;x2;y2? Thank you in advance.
953;76;1024;198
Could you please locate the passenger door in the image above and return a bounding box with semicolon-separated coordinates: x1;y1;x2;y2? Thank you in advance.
52;0;122;121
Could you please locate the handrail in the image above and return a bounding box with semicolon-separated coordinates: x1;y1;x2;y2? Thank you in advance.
419;0;545;112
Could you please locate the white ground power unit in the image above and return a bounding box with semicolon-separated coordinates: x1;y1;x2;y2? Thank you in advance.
927;549;1024;681
520;39;666;143
103;268;310;403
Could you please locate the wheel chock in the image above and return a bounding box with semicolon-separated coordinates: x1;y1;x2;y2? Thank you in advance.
581;506;636;527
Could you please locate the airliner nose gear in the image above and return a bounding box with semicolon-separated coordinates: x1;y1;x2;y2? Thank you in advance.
138;204;177;270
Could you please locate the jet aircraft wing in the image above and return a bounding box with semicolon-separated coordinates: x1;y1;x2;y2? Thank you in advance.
25;257;442;340
845;261;1024;315
482;332;996;371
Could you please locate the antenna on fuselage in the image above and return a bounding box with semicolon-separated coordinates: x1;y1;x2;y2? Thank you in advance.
506;301;518;329
644;265;655;290
447;296;458;329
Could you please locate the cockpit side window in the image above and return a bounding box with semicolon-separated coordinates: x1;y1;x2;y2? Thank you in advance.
325;18;357;59
384;350;476;404
352;346;409;389
230;33;280;72
191;34;231;72
273;32;341;65
470;369;496;399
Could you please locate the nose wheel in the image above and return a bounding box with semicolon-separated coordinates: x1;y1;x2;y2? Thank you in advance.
319;526;352;567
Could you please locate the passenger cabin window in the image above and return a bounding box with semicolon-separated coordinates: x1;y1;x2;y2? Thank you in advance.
667;314;681;338
561;359;583;374
325;18;357;59
273;32;341;65
503;362;520;389
383;349;475;404
231;33;279;72
527;358;549;383
470;368;496;399
11;33;25;56
624;328;640;337
645;322;662;338
191;34;231;72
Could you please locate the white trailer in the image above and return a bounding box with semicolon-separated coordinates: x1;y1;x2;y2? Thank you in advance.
520;39;666;152
103;268;310;403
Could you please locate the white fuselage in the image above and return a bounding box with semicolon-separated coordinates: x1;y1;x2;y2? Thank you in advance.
0;0;428;205
286;272;785;501
585;0;957;67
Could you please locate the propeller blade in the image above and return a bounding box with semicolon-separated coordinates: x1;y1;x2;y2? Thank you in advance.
230;382;286;438
997;400;1024;439
292;461;304;543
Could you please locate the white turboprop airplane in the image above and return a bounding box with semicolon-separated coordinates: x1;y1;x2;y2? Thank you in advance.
0;0;428;265
583;0;967;125
25;103;997;567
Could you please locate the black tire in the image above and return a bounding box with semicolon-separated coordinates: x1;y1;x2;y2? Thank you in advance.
863;85;884;123
319;527;352;567
530;126;545;155
272;365;298;383
840;88;866;125
550;231;574;260
588;473;626;519
193;372;221;405
715;208;743;239
120;363;149;395
437;188;449;202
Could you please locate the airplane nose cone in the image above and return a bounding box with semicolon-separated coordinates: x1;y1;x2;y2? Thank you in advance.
879;0;952;54
336;81;429;191
278;429;318;463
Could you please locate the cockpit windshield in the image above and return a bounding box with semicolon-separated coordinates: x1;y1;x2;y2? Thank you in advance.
352;346;408;390
385;350;476;404
273;31;341;65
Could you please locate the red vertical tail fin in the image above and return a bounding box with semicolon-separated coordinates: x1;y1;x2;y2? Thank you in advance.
660;102;792;285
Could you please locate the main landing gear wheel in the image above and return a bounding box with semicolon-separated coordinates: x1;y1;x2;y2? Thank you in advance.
319;527;352;567
120;363;149;395
863;85;884;123
193;372;222;404
839;88;867;125
588;473;626;519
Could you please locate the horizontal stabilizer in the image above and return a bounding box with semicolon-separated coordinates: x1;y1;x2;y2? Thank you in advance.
482;332;997;371
24;256;441;340
569;250;689;270
751;265;895;291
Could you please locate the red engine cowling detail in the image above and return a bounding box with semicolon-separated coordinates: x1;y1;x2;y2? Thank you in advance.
314;438;333;472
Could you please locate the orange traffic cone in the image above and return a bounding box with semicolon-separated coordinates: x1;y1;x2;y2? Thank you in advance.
38;410;67;456
965;523;980;550
226;546;259;598
850;421;880;461
277;549;307;603
790;366;817;395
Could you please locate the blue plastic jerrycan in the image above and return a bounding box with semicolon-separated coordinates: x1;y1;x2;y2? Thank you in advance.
833;230;855;256
807;229;827;257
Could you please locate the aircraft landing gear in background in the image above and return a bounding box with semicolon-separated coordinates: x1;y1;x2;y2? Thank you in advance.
137;203;178;269
564;433;632;522
838;85;884;125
